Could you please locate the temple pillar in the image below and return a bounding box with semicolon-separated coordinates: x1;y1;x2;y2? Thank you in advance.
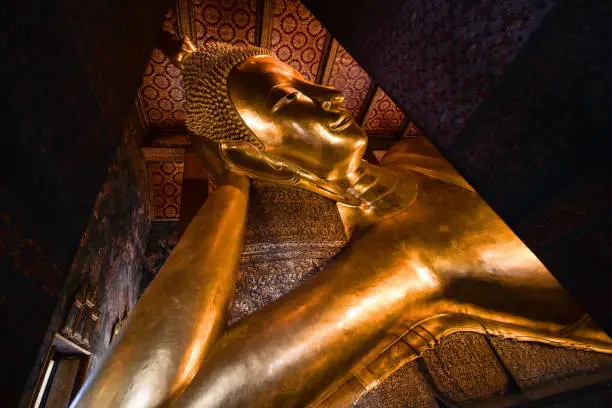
178;150;209;237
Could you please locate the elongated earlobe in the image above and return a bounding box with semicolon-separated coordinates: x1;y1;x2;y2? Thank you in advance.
219;140;362;206
219;141;299;183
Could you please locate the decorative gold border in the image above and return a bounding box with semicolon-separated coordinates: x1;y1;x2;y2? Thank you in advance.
141;147;185;163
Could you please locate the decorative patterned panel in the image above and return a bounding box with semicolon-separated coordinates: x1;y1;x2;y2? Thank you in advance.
139;2;258;130
269;0;327;81
138;9;185;129
362;88;406;135
230;181;346;325
423;333;509;403
194;0;257;46
325;45;372;120
140;49;186;129
354;362;438;408
488;336;612;389
149;162;184;219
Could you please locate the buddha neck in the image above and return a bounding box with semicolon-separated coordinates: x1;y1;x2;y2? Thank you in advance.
331;160;419;234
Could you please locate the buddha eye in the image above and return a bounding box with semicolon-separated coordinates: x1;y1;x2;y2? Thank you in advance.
272;89;301;113
282;91;300;104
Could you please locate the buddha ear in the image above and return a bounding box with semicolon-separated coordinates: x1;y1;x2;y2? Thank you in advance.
219;140;363;207
219;140;299;184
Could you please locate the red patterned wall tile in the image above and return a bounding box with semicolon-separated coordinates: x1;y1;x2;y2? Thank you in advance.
138;9;185;129
139;49;186;129
194;0;257;46
362;88;406;135
269;0;327;81
149;162;184;219
325;45;372;120
139;2;258;130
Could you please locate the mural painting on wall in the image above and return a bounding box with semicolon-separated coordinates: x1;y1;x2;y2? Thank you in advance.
404;121;422;137
60;285;101;350
47;115;151;370
140;222;180;295
19;113;152;403
0;192;65;406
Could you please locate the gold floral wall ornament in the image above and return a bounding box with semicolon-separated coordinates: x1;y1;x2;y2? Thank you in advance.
60;284;100;351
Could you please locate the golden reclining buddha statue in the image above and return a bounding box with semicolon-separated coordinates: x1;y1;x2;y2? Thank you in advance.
71;41;612;408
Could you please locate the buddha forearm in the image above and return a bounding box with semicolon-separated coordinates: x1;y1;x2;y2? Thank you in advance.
70;173;249;408
171;227;444;408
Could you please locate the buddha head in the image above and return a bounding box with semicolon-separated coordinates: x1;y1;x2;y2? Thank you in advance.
181;42;367;205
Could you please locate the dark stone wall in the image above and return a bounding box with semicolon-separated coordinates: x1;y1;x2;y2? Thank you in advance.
454;1;612;333
0;193;62;404
140;221;179;296
303;0;557;146
0;0;170;405
303;0;612;333
1;0;169;254
515;380;612;408
18;114;151;406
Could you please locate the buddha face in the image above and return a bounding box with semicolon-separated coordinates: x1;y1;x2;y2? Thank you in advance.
228;55;367;181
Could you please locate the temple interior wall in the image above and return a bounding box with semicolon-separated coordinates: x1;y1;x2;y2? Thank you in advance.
0;0;170;404
18;113;152;407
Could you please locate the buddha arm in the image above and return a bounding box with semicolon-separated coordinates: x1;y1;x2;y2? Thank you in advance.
310;164;612;407
310;139;612;407
171;217;445;408
172;136;611;408
71;172;249;408
170;142;610;408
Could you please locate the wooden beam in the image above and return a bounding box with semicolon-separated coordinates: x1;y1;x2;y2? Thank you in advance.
321;39;340;86
396;117;409;140
176;0;195;40
178;149;209;237
315;32;334;84
365;135;396;151
134;92;149;132
141;147;186;163
357;83;378;126
257;0;275;48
